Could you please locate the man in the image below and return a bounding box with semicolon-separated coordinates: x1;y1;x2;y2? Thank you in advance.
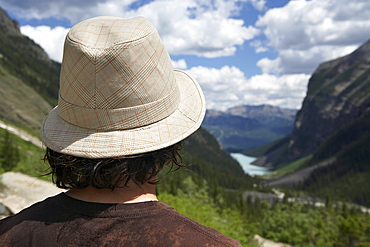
0;16;241;246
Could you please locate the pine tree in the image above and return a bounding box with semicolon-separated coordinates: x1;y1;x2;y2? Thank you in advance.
0;131;20;172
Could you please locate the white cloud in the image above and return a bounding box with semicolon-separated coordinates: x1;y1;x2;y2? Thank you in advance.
186;66;310;110
126;0;260;58
256;0;370;74
246;73;310;109
257;44;359;75
20;25;69;62
172;59;188;69
9;0;368;112
0;0;137;21
256;57;281;74
250;40;268;53
246;0;267;11
5;0;259;58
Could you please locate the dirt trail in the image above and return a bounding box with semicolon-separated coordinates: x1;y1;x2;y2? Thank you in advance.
0;121;58;213
0;119;43;148
0;172;64;214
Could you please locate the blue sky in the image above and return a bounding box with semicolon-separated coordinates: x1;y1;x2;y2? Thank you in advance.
2;0;370;110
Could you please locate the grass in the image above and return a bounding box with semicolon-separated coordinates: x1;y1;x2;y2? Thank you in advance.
0;128;51;182
0;65;52;132
262;155;312;179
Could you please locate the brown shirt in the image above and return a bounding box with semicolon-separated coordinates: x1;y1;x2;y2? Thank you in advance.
0;193;241;246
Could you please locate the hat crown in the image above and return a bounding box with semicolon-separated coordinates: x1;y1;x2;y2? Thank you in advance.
68;16;152;49
58;16;180;130
41;16;206;158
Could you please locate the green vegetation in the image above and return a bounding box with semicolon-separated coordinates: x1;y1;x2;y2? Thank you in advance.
343;67;370;103
306;64;340;95
307;71;327;95
1;9;369;246
1;125;369;246
158;176;254;246
0;65;53;131
0;128;49;180
0;10;57;132
300;113;370;206
157;169;370;246
255;201;370;246
0;131;20;172
0;25;60;106
180;128;259;190
155;127;370;246
264;155;312;179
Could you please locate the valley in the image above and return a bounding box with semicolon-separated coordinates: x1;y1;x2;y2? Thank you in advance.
0;7;369;246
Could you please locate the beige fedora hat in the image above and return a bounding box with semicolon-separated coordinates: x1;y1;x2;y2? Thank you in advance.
41;16;206;158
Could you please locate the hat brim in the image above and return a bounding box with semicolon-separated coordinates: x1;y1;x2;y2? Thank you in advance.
41;70;206;158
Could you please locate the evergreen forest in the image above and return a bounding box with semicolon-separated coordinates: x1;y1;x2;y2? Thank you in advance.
1;127;369;246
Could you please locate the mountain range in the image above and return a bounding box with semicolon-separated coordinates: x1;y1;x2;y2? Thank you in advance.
255;38;370;206
0;7;369;207
0;8;60;132
0;8;253;193
203;105;296;152
255;39;370;167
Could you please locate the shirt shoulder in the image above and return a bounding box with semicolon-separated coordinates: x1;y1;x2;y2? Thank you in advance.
0;194;242;247
154;202;242;247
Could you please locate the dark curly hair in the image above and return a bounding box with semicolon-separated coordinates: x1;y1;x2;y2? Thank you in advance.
44;143;183;190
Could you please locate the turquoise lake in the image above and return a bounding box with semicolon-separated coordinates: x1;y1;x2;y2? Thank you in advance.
230;153;270;175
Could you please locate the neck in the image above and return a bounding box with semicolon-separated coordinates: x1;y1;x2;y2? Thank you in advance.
66;181;158;204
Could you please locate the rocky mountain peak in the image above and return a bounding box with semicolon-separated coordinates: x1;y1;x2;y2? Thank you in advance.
203;105;296;151
253;39;370;169
0;8;21;35
226;104;296;119
0;7;51;63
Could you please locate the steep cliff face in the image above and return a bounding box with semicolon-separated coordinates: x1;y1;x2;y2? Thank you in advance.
0;8;20;35
255;41;370;206
0;8;50;62
289;40;370;159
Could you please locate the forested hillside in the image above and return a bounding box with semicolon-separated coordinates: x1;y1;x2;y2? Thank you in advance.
0;8;59;105
300;112;370;206
255;39;370;165
1;7;370;246
0;8;58;131
2;122;370;246
254;39;370;208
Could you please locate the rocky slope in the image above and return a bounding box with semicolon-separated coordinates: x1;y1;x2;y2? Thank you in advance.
256;39;370;168
254;39;370;206
0;8;59;131
0;8;20;35
289;39;370;160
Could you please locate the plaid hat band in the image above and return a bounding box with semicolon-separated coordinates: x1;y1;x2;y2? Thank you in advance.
58;86;181;131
